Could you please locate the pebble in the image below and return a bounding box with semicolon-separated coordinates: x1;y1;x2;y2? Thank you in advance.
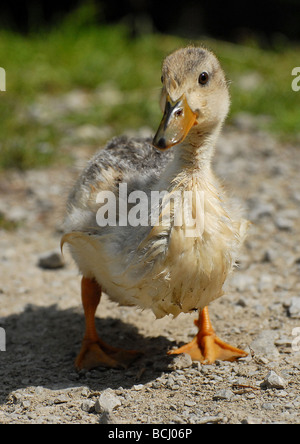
185;401;197;408
236;297;247;307
99;410;118;424
262;371;287;390
262;248;278;263
81;399;95;413
95;390;121;413
197;415;224;424
241;416;261;424
275;217;294;231
253;304;267;316
169;353;193;370
262;402;274;410
133;384;144;391
5;207;29;223
81;387;89;397
22;400;31;409
250;330;280;360
213;389;234;401
38;250;65;269
288;297;300;319
54;394;69;404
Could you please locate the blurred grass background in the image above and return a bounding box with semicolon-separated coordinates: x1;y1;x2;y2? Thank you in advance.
0;4;299;170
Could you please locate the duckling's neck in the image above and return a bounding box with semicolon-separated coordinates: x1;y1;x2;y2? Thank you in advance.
158;125;221;191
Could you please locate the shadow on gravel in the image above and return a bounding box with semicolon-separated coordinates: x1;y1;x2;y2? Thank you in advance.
0;304;174;403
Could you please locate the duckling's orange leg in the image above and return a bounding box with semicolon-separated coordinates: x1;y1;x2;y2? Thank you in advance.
75;277;141;371
168;306;247;364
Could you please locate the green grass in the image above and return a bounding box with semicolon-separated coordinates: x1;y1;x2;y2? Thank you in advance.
0;4;299;170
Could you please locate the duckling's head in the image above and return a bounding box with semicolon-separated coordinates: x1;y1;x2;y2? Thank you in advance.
153;46;230;150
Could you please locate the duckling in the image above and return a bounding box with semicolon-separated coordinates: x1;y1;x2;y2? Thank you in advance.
61;46;249;370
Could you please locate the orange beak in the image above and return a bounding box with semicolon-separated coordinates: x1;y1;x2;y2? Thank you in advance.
153;94;197;150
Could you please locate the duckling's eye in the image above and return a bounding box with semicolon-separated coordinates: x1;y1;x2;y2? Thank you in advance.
198;71;209;85
161;75;164;84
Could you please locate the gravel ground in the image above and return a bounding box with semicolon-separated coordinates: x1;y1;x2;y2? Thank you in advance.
0;122;300;424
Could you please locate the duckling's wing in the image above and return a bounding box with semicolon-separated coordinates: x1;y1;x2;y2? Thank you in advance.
64;136;173;233
104;136;173;175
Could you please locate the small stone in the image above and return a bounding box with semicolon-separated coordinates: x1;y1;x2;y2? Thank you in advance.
241;417;260;424
10;391;23;404
213;389;234;401
253;304;267;316
201;365;214;374
275;336;292;347
95;390;121;413
262;249;278;263
184;400;196;407
38;250;64;269
275;217;294;231
277;390;288;398
166;375;176;389
236;297;247;307
262;370;287;390
99;410;118;424
7;207;29;223
81;399;95;413
255;356;269;365
262;402;274;410
288;297;300;319
197;415;223;424
133;384;144;391
54;394;69;404
22;400;31;409
170;353;193;370
81;387;90;397
34;387;44;396
250;330;280;360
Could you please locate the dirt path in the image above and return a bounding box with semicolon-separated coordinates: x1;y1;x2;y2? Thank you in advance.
0;126;299;424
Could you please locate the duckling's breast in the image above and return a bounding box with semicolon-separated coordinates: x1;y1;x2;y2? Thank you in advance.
117;184;248;319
